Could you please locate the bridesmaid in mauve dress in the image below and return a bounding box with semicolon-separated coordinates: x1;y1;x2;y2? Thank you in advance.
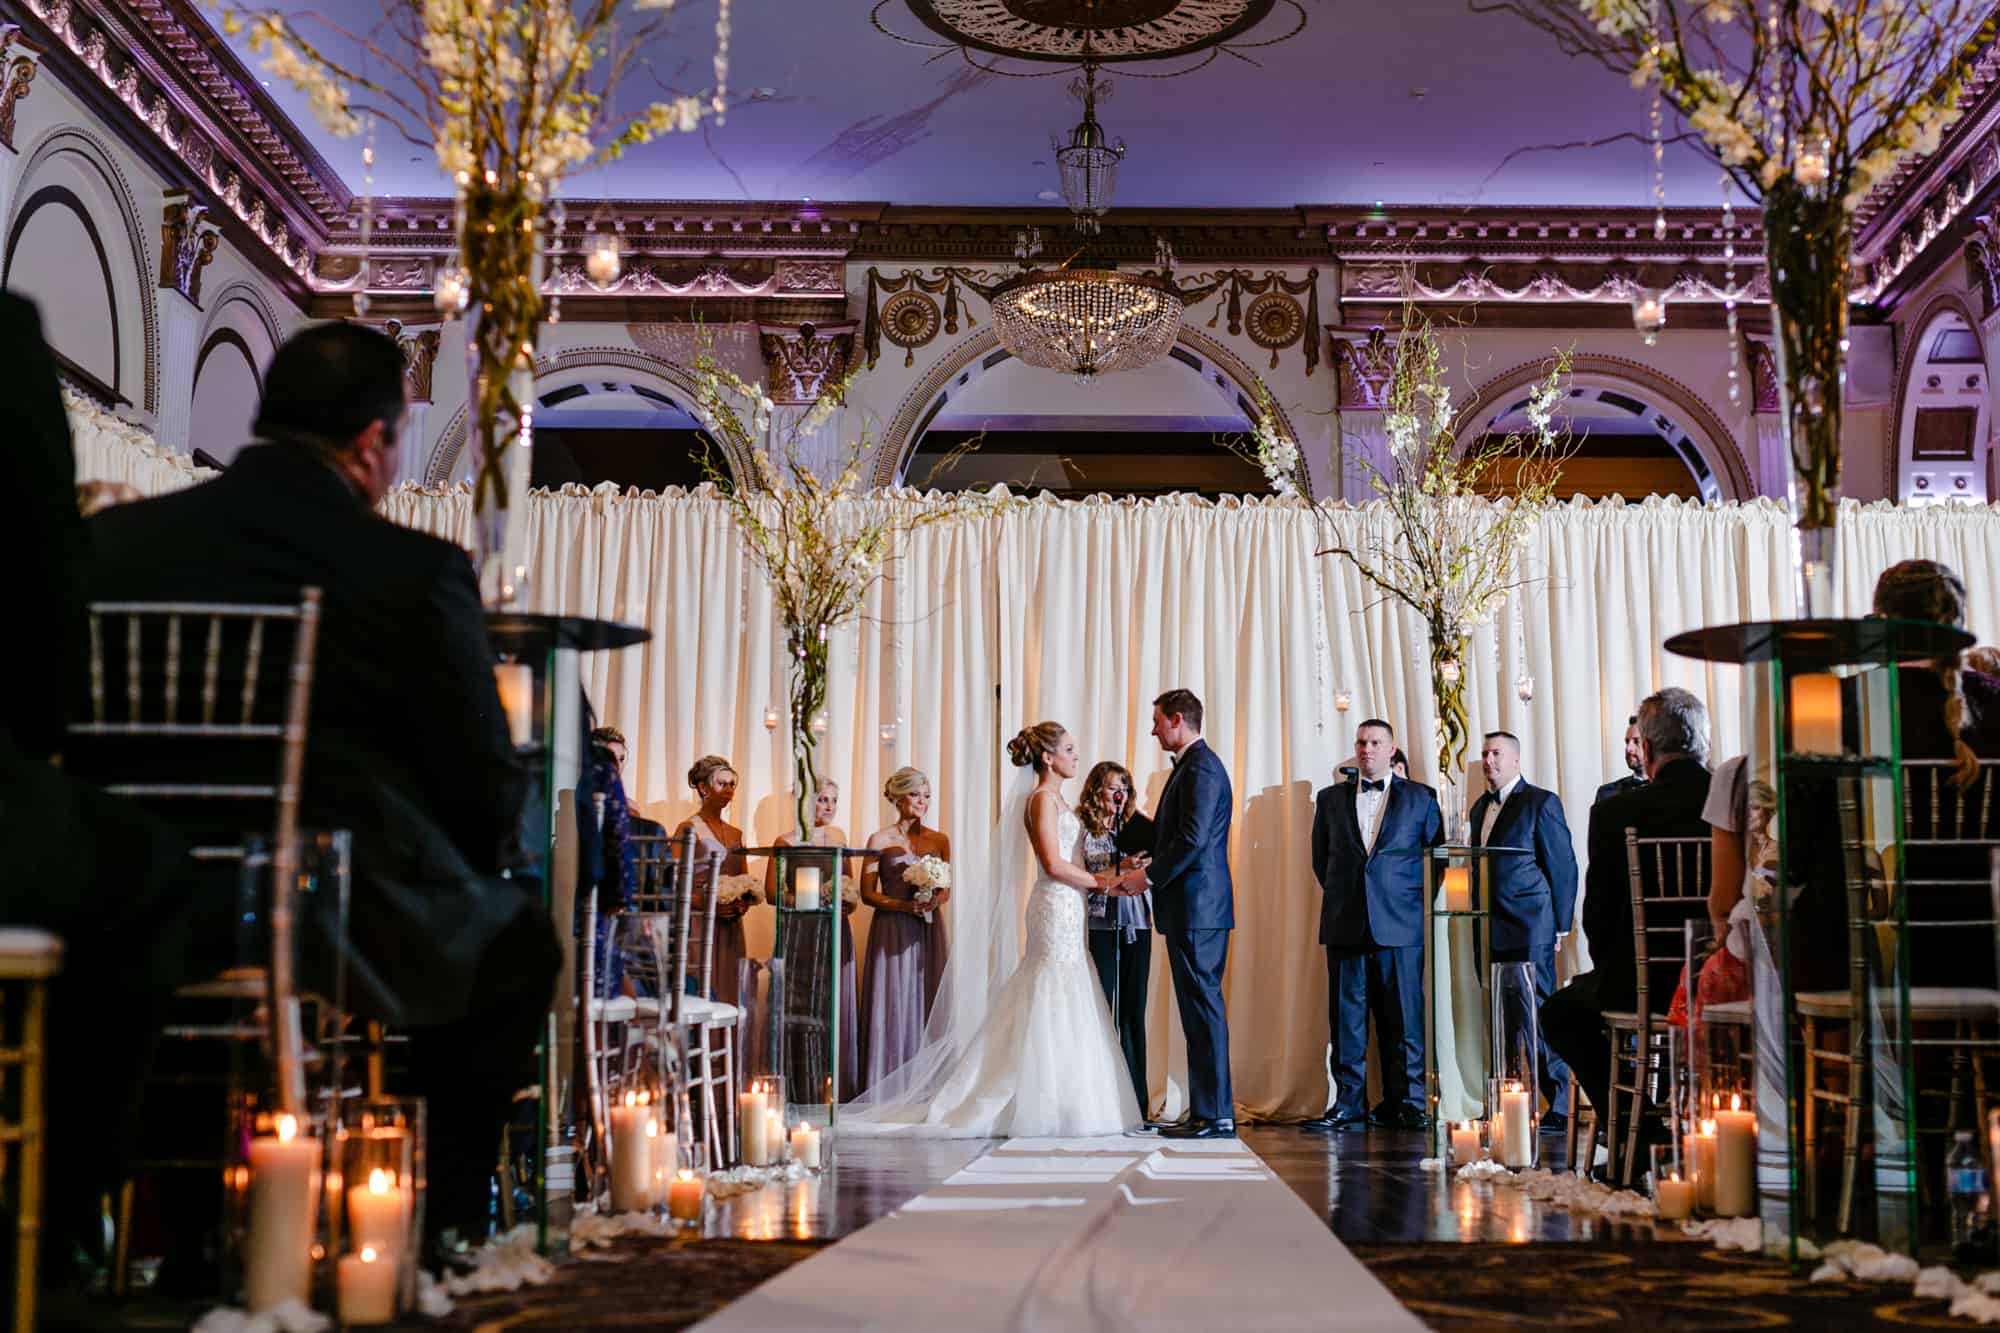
673;754;758;1008
858;766;951;1093
766;779;863;1101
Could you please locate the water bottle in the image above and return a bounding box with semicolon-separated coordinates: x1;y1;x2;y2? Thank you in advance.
1948;1130;1986;1252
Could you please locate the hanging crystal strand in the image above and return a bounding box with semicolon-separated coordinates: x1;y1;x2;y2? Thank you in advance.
1648;0;1665;242
353;115;376;318
1722;170;1741;404
712;0;732;124
548;189;565;325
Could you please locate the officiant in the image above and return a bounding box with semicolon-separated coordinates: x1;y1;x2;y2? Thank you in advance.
1079;761;1155;1112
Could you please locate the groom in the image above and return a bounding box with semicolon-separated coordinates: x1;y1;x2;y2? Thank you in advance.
1111;688;1235;1139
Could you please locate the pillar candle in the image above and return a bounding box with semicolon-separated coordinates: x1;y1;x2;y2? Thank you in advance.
1441;866;1472;913
1790;673;1842;756
1500;1082;1534;1168
667;1169;704;1222
346;1167;410;1261
245;1114;319;1312
1655;1174;1694;1221
803;1126;824;1169
1713;1099;1757;1217
765;1108;787;1164
609;1093;653;1211
790;1123;813;1165
493;664;534;747
741;1086;770;1166
337;1246;396;1325
1450;1120;1482;1166
653;1127;678;1203
795;866;822;912
1689;1122;1718;1210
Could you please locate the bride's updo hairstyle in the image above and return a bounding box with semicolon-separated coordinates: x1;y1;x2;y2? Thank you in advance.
1007;721;1067;773
883;766;929;802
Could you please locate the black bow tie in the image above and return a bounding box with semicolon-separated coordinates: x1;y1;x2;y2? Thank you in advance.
1360;779;1386;793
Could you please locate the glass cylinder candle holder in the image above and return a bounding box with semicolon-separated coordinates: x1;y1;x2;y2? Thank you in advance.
1488;962;1540;1169
334;1097;424;1311
665;1134;707;1231
1708;1090;1757;1218
608;1086;666;1213
1650;1144;1694;1222
1448;1119;1484;1169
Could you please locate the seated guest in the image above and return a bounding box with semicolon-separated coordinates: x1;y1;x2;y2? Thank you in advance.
592;725;666;890
859;766;952;1091
1078;761;1156;1112
0;292;195;1292
85;321;557;1259
673;755;758;1007
1304;718;1443;1132
767;780;862;1100
1541;688;1711;1142
1470;730;1578;1128
1594;715;1647;805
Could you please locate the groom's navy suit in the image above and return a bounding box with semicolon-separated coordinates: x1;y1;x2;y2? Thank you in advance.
1313;775;1443;1119
1145;737;1235;1123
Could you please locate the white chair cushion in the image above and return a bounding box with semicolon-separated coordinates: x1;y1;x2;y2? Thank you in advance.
679;997;741;1024
587;996;663;1023
0;928;62;979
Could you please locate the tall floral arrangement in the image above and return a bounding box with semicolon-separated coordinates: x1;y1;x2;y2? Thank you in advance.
216;0;727;597
689;342;1015;834
1493;0;1996;607
1247;314;1570;821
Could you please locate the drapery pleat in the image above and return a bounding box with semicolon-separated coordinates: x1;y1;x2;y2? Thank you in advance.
86;456;1994;1119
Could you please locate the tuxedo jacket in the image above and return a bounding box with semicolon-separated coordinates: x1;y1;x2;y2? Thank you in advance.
84;443;543;1027
1144;738;1235;933
1468;780;1579;955
1311;776;1444;952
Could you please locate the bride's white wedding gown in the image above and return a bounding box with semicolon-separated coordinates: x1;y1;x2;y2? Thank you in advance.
853;803;1142;1138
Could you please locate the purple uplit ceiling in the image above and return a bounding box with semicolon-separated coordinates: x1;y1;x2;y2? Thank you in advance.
211;0;1725;208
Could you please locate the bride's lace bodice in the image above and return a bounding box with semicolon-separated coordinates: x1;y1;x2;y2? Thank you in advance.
1024;805;1087;964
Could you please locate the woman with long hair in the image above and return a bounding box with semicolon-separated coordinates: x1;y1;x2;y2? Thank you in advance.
1077;760;1154;1113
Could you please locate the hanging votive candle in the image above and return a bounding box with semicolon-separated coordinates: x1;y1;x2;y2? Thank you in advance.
763;705;781;731
1438;659;1462;685
1632;290;1667;346
434;267;471;316
1334;689;1352;713
1515;674;1535;702
585;227;623;286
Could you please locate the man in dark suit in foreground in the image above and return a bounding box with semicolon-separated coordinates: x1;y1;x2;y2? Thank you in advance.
1304;718;1444;1131
1541;688;1712;1139
1469;730;1578;1129
0;292;196;1292
86;322;559;1255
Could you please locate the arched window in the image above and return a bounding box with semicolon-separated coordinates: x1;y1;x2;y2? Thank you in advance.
530;380;726;490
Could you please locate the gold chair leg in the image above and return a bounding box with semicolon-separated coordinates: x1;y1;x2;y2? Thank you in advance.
1801;1018;1819;1226
1602;1031;1622;1184
16;980;46;1333
1620;1034;1649;1190
110;1179;135;1299
1564;1070;1581;1175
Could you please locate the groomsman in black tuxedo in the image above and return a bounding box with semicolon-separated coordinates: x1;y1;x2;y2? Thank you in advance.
1469;731;1578;1129
1304;718;1443;1131
1593;715;1647;806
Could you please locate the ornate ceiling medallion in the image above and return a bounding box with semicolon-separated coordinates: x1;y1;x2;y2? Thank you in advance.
902;0;1275;62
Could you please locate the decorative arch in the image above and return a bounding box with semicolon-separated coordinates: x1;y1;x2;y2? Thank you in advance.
1457;353;1754;501
4;185;122;396
199;279;287;358
1889;289;1988;503
425;344;738;485
870;324;1307;492
7;126;157;413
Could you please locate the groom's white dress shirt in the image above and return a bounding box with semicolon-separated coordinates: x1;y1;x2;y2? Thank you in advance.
1479;776;1522;847
1356;773;1394;853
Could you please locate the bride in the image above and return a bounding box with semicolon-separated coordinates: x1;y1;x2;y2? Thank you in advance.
841;721;1143;1138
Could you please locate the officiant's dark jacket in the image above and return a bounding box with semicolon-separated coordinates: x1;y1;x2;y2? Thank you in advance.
85;442;550;1028
1467;780;1578;956
1312;777;1443;953
1146;738;1234;933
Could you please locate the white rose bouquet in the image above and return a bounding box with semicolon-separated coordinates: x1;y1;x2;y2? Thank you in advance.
715;873;764;908
901;855;951;922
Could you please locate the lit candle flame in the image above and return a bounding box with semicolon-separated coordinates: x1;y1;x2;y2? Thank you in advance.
624;1090;638;1108
1700;1118;1717;1136
1730;1092;1742;1112
360;1246;379;1264
677;1168;696;1183
276;1114;298;1142
368;1168;390;1196
646;1119;659;1139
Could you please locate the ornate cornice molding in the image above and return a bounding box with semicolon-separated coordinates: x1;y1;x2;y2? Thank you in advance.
19;0;346;296
1339;259;1762;308
759;320;855;405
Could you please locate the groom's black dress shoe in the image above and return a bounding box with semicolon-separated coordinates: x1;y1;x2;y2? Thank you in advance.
1145;1116;1189;1132
1299;1113;1369;1132
1162;1118;1236;1140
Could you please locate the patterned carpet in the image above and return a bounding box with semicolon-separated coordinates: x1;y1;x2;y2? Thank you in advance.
1351;1241;1974;1331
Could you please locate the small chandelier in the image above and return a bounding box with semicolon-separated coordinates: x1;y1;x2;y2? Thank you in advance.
991;267;1183;379
1053;60;1122;235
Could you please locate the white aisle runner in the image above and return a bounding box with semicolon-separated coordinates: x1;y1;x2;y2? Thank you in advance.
695;1137;1423;1332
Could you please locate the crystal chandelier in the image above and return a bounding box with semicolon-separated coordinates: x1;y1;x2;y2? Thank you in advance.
990;267;1183;379
1053;61;1122;235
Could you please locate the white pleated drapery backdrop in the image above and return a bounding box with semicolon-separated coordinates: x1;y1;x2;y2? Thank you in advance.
81;435;2000;1121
